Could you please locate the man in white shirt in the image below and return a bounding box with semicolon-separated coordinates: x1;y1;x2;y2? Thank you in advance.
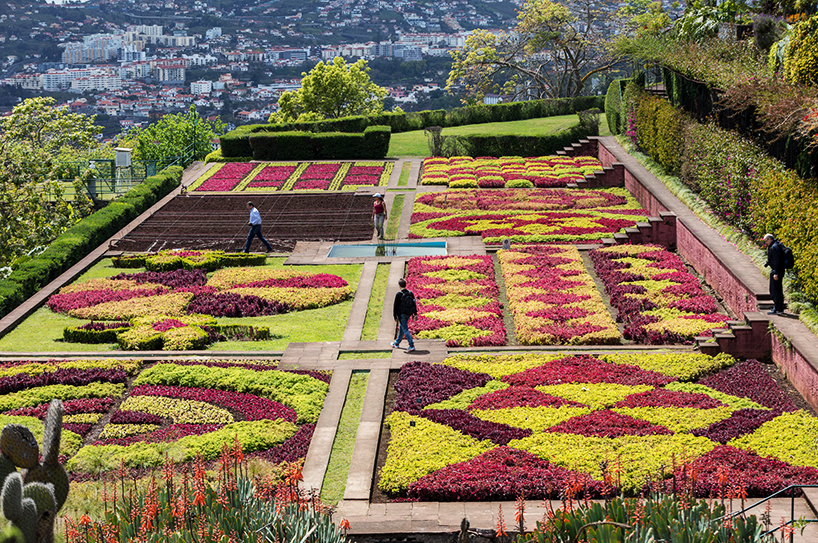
244;201;273;253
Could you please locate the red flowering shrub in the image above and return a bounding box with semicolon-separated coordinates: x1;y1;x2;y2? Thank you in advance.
545;410;673;438
503;355;674;388
614;389;725;409
468;386;583;410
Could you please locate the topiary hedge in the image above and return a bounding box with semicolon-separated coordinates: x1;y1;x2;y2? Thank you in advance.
0;166;183;319
247;125;391;160
220;96;606;158
605;79;629;135
450;122;593;157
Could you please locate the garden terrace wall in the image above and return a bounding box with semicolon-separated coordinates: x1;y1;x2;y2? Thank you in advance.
594;137;764;317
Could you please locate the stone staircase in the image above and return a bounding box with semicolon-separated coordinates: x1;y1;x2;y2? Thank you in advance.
600;211;677;250
560;139;626;189
695;312;772;360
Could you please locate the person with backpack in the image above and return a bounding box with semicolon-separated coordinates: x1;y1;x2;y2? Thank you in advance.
391;278;417;352
763;233;793;315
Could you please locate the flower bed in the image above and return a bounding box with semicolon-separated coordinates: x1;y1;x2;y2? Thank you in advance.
590;245;731;344
410;188;649;244
405;255;506;347
191;161;393;192
0;358;331;474
379;353;817;500
499;245;619;345
420;155;604;188
47;263;353;350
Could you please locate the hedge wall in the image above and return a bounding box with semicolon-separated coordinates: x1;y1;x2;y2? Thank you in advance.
247;125;390;160
449;123;594;157
219;96;605;158
627;88;818;303
0;166;183;319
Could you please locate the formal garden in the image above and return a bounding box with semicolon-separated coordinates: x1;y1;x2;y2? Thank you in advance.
2;2;818;539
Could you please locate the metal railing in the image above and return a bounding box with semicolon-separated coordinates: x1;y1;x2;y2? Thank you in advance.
715;484;818;543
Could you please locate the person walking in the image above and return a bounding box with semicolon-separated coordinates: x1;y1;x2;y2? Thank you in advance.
391;278;417;352
244;201;272;253
764;233;786;315
372;193;387;240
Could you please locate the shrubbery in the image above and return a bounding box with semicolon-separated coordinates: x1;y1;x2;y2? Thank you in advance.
0;166;183;319
626;88;818;303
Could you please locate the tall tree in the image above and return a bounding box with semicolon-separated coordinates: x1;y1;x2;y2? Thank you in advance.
0;98;97;268
130;105;225;162
447;0;622;101
269;57;388;123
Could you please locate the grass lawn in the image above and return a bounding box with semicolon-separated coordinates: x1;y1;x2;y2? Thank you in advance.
361;264;390;341
320;371;369;505
398;161;411;186
386;194;404;239
387;114;612;157
0;257;362;352
338;351;391;359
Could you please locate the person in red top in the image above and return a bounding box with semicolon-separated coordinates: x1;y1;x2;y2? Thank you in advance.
372;193;387;240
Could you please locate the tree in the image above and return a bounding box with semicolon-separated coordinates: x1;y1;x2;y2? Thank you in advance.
447;0;622;101
0;98;97;268
130;105;225;162
269;57;388;123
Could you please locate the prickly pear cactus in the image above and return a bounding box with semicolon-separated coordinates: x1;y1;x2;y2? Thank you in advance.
0;400;68;543
0;427;38;470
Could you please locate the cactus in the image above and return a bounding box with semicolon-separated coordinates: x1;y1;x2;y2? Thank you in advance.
0;427;38;470
0;400;68;543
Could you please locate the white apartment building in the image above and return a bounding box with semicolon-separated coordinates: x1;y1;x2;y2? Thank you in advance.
190;80;212;94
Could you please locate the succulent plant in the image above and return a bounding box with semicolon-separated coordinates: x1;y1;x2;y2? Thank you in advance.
0;400;68;543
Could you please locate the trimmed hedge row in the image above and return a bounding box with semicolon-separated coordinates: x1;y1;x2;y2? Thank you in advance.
627;88;818;303
220;96;605;158
247;125;390;160
0;166;183;319
447;122;594;157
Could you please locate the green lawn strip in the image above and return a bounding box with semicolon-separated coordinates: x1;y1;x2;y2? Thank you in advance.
387;115;611;157
338;351;391;359
386;194;404;239
320;371;369;505
361;264;390;341
0;257;362;352
398;161;411;187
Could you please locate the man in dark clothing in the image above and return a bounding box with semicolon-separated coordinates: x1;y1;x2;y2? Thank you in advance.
764;233;786;315
391;278;417;352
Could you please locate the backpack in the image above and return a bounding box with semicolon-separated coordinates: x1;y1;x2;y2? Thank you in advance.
783;245;795;270
398;289;417;316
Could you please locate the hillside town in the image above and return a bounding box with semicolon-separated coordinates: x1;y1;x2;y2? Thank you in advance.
0;0;550;133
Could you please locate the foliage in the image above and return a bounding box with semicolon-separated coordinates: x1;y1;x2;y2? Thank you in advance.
516;494;765;543
447;0;621;100
130;105;225;162
600;352;736;381
63;451;345;543
0;97;98;269
783;15;818;86
270;58;387;123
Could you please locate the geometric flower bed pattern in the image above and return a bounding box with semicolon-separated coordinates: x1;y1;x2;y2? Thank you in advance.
499;245;619;345
590;245;731;344
379;353;818;500
0;358;332;474
189;161;393;192
421;155;604;188
46;266;353;350
410;188;649;244
407;255;506;347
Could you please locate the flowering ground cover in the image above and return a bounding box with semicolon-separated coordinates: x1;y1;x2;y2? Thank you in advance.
45;253;354;350
421;155;604;188
499;245;619;345
405;255;506;347
189;161;393;192
0;358;330;474
410;188;649;244
378;353;818;500
590;244;731;344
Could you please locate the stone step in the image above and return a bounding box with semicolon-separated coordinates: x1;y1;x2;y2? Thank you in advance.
804;487;818;516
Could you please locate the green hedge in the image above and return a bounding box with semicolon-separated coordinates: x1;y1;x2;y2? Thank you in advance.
449;123;593;157
605;79;629;135
0;166;183;319
248;125;391;160
220;96;605;158
627;88;818;303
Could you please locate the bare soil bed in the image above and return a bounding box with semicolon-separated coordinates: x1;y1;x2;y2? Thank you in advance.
114;193;373;252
